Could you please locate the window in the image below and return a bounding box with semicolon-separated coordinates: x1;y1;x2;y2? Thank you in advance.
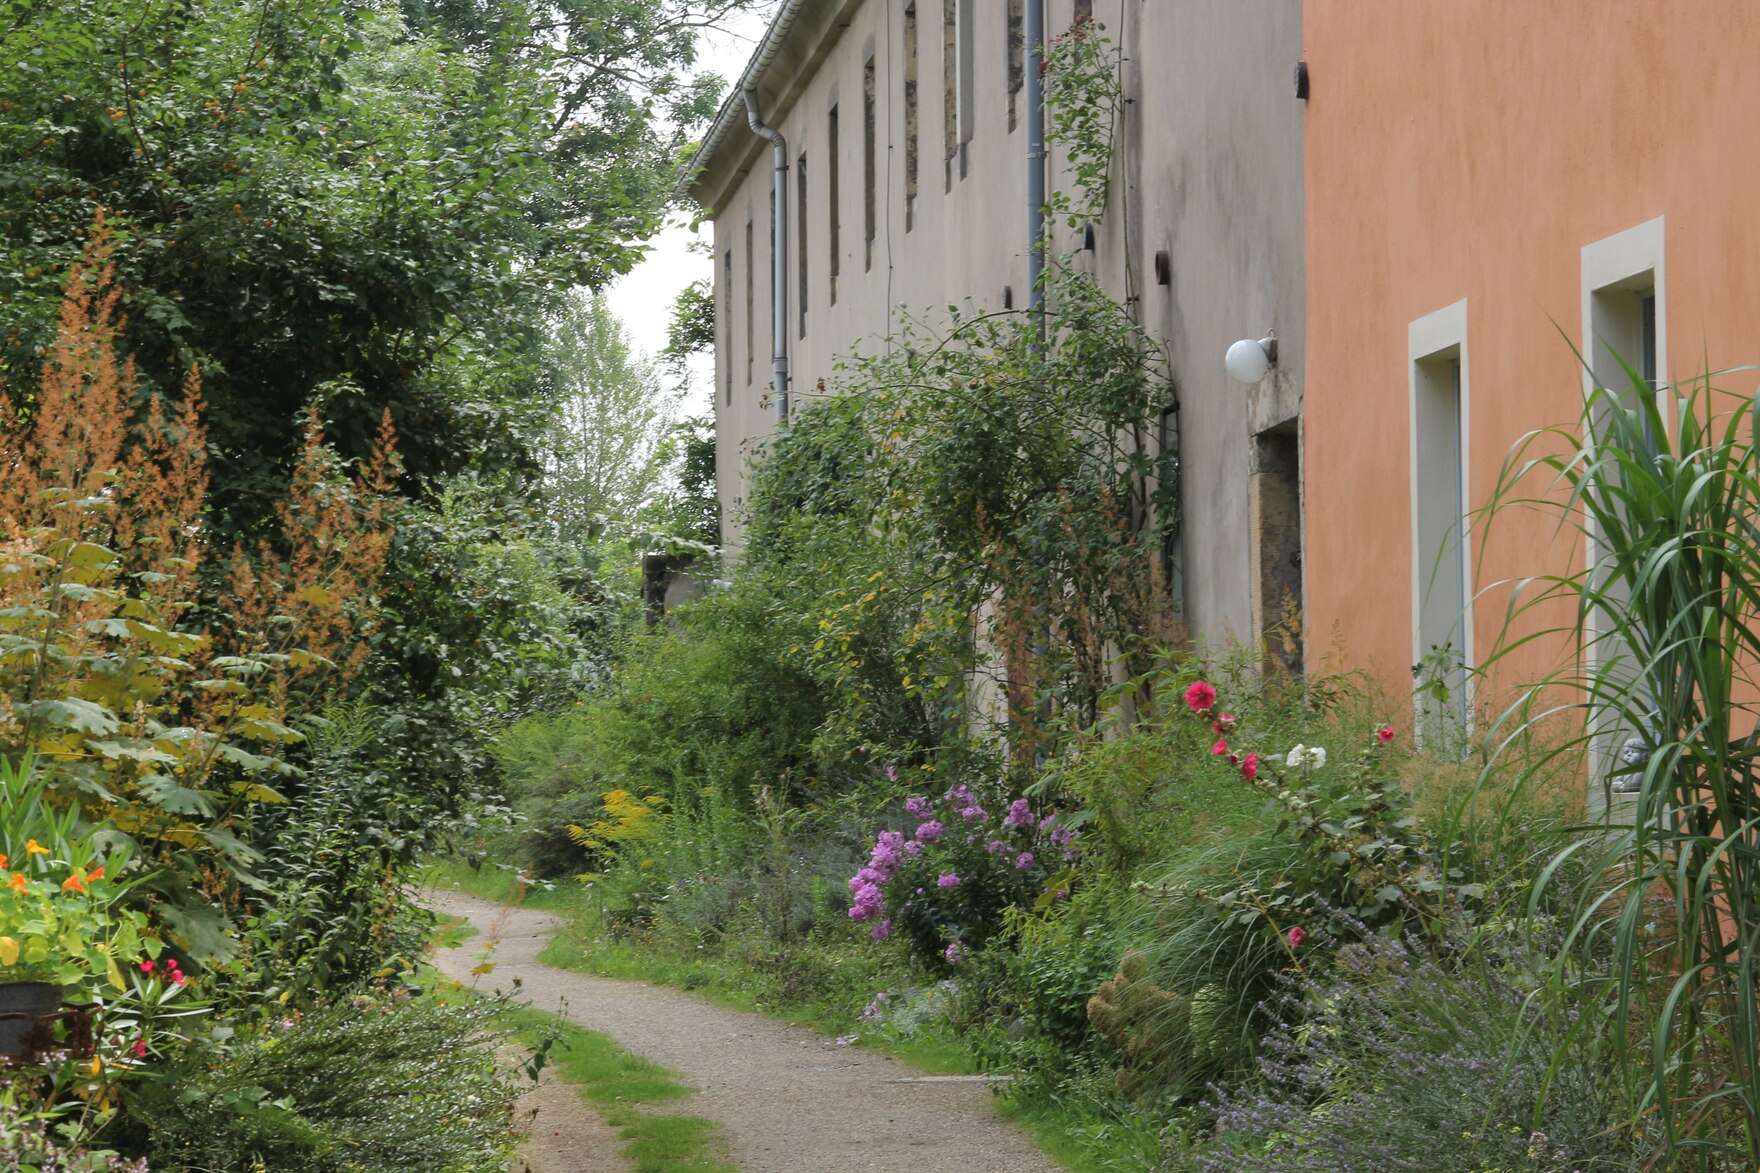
904;3;919;230
723;247;733;405
942;0;973;186
1409;299;1471;747
1581;217;1667;800
1007;0;1024;132
743;217;754;387
1074;0;1092;22
797;150;808;338
864;55;876;269
942;0;957;187
827;104;840;304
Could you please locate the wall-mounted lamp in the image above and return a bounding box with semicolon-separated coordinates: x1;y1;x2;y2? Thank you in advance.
1225;336;1278;384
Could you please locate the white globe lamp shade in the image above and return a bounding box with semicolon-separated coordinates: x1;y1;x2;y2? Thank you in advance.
1225;338;1275;384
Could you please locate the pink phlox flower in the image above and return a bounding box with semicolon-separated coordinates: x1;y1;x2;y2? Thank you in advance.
944;942;967;964
1004;798;1034;828
1377;725;1396;743
1212;712;1236;732
870;918;893;942
885;765;899;783
1185;679;1217;713
986;839;1009;856
904;796;931;819
936;872;961;889
903;841;923;858
849;882;886;921
1014;851;1035;870
915;819;944;844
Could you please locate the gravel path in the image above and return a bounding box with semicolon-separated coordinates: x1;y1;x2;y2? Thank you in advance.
428;891;1057;1173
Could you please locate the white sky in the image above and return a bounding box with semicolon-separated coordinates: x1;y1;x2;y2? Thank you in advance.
605;7;777;418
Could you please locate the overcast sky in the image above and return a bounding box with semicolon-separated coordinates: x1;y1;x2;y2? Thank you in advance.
605;7;776;417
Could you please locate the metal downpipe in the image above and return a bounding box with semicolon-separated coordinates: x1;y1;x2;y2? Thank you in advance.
744;88;790;424
1025;0;1047;343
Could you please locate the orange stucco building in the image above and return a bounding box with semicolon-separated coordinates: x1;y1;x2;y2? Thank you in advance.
1302;1;1760;721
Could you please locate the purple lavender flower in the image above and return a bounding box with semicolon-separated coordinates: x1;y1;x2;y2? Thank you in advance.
1004;798;1034;828
937;872;960;889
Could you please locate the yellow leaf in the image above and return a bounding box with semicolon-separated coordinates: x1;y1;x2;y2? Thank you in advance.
0;937;18;966
469;962;496;976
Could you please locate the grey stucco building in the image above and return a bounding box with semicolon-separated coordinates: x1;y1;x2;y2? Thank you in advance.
683;0;1305;658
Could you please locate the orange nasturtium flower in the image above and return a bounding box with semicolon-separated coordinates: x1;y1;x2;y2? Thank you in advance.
61;872;86;893
7;873;26;891
25;840;48;856
88;867;104;882
0;854;9;869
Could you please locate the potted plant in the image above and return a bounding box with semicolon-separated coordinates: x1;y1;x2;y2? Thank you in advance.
0;758;156;1057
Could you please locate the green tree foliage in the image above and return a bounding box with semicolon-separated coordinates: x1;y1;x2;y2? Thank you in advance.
645;415;719;547
543;290;678;542
0;0;743;535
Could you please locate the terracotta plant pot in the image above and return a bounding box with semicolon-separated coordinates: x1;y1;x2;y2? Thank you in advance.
0;981;63;1058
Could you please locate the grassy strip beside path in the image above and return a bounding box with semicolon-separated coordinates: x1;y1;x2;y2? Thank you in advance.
502;1005;735;1173
423;858;1162;1171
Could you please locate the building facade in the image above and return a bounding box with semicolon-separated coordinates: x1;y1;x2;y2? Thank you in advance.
1302;0;1760;715
685;0;1307;654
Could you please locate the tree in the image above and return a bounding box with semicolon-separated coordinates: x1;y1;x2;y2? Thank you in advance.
541;290;678;543
0;0;749;538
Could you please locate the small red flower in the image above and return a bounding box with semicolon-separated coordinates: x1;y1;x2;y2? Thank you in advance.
1211;738;1229;756
1185;680;1217;714
171;972;186;986
132;1039;147;1058
1241;752;1259;780
1227;752;1240;765
140;961;155;975
1288;925;1306;949
1377;725;1396;743
1211;712;1236;733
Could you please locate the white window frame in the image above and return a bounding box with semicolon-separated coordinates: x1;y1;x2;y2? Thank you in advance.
1408;298;1473;741
1580;216;1667;807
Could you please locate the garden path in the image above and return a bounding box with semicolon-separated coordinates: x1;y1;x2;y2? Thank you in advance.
428;891;1057;1173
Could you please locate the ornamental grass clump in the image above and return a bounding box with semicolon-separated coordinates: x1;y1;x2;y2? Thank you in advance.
1476;368;1760;1163
848;783;1081;967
